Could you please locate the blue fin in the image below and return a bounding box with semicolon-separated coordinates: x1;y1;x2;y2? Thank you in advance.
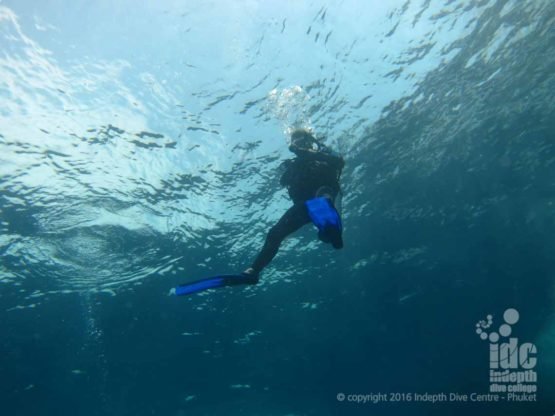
305;197;343;249
174;273;258;296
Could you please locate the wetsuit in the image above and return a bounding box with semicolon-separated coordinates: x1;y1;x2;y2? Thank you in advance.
250;142;344;274
172;138;345;296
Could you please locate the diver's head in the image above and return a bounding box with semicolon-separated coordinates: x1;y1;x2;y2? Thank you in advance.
290;128;317;149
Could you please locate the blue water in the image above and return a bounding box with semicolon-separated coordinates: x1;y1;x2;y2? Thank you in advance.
1;0;554;415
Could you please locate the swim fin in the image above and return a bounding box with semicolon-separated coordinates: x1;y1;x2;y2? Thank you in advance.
173;273;259;296
305;196;343;249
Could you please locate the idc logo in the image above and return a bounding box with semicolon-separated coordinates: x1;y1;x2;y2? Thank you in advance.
475;308;538;400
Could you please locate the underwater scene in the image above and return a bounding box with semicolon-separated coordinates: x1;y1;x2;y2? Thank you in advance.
0;0;554;415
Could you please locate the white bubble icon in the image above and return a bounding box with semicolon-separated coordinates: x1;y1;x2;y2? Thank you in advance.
503;308;519;325
499;324;512;337
489;332;499;343
475;308;520;342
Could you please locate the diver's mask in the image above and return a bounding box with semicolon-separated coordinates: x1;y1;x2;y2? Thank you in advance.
290;130;319;150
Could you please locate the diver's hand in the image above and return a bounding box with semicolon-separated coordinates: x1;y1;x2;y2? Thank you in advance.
289;141;321;155
290;142;343;168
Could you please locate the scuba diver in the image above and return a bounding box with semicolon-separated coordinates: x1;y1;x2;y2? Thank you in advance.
174;128;344;296
242;128;344;280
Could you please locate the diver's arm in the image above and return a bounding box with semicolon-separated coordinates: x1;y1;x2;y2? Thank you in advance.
279;159;293;187
289;142;344;167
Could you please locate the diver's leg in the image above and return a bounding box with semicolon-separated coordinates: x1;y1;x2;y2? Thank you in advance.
249;204;310;274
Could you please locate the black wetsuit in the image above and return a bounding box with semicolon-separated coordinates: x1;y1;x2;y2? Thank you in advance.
250;143;344;273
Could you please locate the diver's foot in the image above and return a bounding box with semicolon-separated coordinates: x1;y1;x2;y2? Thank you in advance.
319;226;343;249
241;268;260;284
